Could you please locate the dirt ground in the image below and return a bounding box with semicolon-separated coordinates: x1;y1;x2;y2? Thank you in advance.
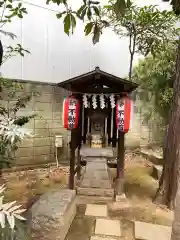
0;165;69;209
109;151;173;226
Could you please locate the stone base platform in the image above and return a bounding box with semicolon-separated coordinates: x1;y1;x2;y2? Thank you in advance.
30;189;76;240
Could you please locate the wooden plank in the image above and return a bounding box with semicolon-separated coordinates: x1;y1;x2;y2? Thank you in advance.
77;145;81;180
69;147;75;189
116;131;125;195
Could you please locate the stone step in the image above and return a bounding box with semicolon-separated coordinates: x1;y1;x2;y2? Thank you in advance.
83;172;110;180
77;187;114;198
81;179;112;189
76;195;113;204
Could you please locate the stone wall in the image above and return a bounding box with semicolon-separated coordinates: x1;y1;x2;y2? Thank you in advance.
125;99;151;149
2;80;160;167
12;81;71;166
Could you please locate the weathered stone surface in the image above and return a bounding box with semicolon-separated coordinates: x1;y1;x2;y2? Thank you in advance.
85;204;107;217
81;179;111;189
77;187;114;197
115;193;127;202
78;155;113;198
30;189;76;240
152;165;163;180
80;146;113;158
135;221;172;240
91;236;118;240
95;219;121;236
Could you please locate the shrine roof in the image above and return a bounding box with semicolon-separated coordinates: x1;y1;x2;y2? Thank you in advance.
58;67;138;94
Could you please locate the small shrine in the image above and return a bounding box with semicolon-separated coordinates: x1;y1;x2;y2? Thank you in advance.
59;67;138;195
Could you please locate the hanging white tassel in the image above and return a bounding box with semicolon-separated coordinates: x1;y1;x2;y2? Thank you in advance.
100;94;105;109
110;94;115;108
83;94;88;108
92;94;97;109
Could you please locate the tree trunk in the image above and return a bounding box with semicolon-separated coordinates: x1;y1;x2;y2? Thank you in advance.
154;37;180;210
171;176;180;240
129;52;134;80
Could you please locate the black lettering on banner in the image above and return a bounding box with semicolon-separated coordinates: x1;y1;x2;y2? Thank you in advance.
68;99;76;129
117;100;124;132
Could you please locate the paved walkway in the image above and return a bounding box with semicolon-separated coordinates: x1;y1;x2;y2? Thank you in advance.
85;203;123;240
70;203;172;240
77;157;114;198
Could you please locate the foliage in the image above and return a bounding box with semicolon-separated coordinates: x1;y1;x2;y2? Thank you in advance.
133;42;176;131
0;184;30;240
46;0;130;44
0;80;35;170
105;3;178;78
0;0;29;65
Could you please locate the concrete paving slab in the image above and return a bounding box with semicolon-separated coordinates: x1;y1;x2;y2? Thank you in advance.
85;204;107;217
135;221;172;240
95;219;121;236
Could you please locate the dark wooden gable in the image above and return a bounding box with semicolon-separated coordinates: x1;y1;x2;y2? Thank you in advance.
58;67;138;94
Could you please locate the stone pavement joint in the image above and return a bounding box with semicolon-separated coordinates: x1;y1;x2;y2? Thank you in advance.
85;204;107;217
95;218;121;237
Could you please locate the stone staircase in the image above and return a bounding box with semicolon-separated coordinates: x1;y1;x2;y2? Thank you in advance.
77;157;114;199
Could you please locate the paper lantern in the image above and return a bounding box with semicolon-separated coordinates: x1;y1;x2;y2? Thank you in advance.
62;97;80;130
116;97;134;133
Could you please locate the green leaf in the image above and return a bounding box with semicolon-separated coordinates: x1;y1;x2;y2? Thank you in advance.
18;14;23;19
114;0;126;16
127;0;132;8
84;22;93;35
6;4;12;8
56;11;66;19
92;23;101;44
93;6;100;16
77;4;86;18
87;7;92;20
101;20;109;27
90;1;100;4
57;12;62;19
103;5;112;9
79;7;87;20
64;14;71;35
71;14;76;34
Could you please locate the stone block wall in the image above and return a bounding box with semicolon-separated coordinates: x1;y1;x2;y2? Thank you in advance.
11;81;71;166
125;99;151;149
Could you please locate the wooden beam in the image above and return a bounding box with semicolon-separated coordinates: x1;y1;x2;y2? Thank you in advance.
116;131;125;195
77;145;81;181
69;147;75;189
